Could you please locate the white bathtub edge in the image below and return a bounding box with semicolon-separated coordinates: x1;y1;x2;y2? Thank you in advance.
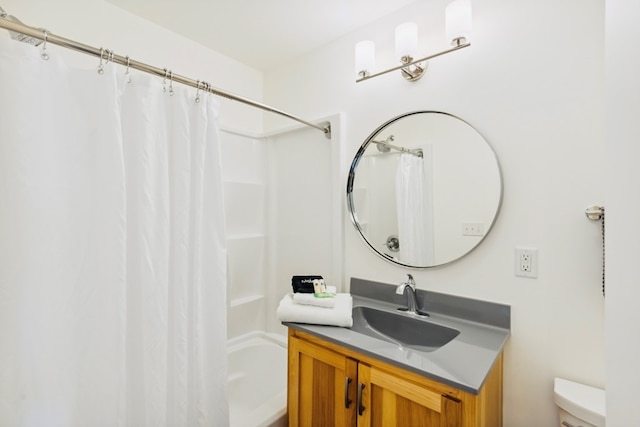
232;390;287;427
227;330;288;427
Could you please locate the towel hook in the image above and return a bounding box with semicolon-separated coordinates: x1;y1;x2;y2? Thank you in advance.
585;205;604;221
40;30;49;60
586;205;605;296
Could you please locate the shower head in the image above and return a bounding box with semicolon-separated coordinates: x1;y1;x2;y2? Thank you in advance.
0;8;44;47
376;143;391;153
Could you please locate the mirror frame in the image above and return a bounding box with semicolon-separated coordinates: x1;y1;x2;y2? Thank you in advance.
346;111;503;269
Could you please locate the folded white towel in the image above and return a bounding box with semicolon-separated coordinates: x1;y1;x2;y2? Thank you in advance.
277;293;353;327
293;293;336;308
291;285;338;308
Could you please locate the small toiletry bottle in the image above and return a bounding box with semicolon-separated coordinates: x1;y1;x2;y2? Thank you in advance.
313;279;326;294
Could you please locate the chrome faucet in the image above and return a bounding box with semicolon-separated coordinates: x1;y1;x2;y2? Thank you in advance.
395;274;429;316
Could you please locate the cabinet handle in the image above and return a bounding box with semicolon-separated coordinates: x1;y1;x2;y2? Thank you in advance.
357;383;366;416
344;377;352;408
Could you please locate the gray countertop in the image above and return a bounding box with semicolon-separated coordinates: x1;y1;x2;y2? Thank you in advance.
284;277;510;395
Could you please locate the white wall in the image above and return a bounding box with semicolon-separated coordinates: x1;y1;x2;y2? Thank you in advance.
264;0;606;425
265;126;334;335
605;0;640;425
264;115;345;335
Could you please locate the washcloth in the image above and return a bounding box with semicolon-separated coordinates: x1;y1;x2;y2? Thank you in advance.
277;293;353;327
293;286;336;308
292;285;337;308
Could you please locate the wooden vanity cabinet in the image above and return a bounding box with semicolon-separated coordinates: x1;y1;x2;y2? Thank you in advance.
287;329;503;427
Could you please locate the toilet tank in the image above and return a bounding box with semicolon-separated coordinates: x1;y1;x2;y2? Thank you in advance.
554;377;606;427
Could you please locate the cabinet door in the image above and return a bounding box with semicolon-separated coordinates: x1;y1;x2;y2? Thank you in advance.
288;336;358;427
358;364;462;427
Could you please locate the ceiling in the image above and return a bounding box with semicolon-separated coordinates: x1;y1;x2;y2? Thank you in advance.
105;0;418;71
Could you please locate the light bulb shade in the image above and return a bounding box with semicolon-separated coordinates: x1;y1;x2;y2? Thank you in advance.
395;22;418;59
355;40;375;75
446;0;472;45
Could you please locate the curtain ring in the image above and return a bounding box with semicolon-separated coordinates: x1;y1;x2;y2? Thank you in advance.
168;70;174;96
98;47;105;75
40;31;49;60
124;55;132;83
195;80;201;103
162;68;168;92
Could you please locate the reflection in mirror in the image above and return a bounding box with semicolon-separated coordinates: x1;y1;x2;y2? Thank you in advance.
347;111;502;268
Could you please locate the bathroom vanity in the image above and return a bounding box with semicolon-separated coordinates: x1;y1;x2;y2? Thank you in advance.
284;278;510;427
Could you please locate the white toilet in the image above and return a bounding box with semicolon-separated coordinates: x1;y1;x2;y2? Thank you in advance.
554;377;606;427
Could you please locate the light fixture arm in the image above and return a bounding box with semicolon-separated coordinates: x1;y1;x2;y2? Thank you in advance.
356;41;470;83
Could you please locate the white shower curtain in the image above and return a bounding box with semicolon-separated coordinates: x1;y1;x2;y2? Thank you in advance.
0;35;228;426
396;151;435;266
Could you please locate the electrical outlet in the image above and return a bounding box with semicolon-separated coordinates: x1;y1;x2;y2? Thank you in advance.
515;247;538;278
462;222;484;236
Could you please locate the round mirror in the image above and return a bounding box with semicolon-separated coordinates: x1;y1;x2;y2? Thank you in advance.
347;111;503;268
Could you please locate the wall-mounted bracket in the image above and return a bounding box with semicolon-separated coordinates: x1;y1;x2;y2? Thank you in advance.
585;205;604;221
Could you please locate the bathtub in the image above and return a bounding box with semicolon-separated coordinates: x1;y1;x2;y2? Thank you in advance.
227;332;288;427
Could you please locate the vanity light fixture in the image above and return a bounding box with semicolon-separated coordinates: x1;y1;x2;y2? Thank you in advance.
355;0;472;83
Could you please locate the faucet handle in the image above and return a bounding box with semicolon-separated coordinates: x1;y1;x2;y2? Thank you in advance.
406;274;415;289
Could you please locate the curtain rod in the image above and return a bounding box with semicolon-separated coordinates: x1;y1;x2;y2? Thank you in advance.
0;13;331;138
